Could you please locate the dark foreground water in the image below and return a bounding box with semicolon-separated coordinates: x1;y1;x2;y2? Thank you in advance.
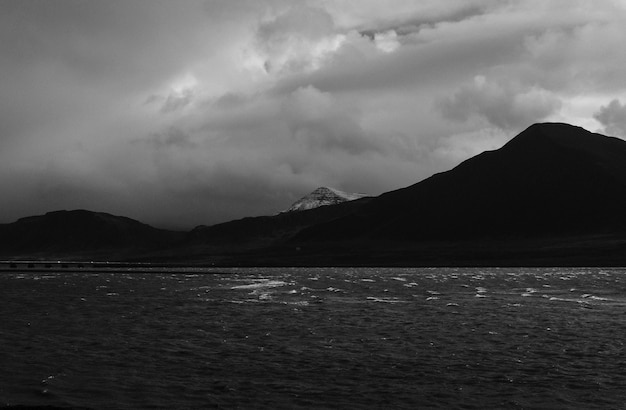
1;267;626;409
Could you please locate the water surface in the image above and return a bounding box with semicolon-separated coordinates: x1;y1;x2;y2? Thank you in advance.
1;267;625;409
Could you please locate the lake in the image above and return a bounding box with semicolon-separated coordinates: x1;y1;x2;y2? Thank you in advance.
1;267;626;409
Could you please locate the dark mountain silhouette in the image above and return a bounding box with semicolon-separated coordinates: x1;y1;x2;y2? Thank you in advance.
296;123;626;243
176;122;626;266
3;122;626;265
186;196;372;249
0;210;182;258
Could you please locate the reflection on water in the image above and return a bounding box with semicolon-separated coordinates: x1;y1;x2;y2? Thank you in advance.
1;267;626;409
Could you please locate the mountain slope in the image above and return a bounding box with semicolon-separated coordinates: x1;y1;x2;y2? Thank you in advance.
3;122;626;265
284;187;368;212
296;123;626;242
187;195;372;249
0;210;182;257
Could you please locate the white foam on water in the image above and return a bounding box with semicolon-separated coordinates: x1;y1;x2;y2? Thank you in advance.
231;280;287;290
589;295;610;301
283;300;310;306
366;296;405;303
257;293;272;300
549;297;590;304
31;274;57;281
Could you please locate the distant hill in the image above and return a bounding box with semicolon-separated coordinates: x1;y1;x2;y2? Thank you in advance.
0;210;182;259
183;122;626;266
186;195;372;250
296;123;626;243
4;123;626;265
283;187;368;212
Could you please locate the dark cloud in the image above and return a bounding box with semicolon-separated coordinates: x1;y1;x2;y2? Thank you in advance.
358;1;497;39
283;86;385;155
161;90;196;114
253;5;339;74
139;127;196;149
272;10;536;96
213;92;251;109
594;99;626;137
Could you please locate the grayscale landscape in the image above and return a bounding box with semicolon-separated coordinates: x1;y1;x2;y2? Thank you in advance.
2;1;626;409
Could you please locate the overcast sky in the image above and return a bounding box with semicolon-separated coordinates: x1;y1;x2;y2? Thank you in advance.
2;0;626;229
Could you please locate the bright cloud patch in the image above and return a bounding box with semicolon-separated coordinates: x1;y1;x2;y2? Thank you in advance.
374;30;400;53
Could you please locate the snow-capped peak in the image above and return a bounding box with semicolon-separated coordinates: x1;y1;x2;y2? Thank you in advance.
283;187;368;213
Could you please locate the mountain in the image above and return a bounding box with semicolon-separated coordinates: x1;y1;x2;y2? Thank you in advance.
184;195;372;255
4;122;626;265
289;123;626;263
0;210;183;259
283;187;368;212
186;122;626;266
180;187;371;261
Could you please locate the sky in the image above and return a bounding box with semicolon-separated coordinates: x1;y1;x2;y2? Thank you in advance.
2;0;626;229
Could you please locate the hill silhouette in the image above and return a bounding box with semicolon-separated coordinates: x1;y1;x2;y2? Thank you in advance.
186;196;372;249
296;123;626;242
3;122;626;265
0;210;182;259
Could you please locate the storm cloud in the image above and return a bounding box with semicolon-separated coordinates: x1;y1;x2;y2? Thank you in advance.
1;0;626;228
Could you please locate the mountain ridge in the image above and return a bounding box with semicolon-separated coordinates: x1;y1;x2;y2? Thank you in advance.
3;122;626;265
283;186;369;212
0;209;183;259
295;122;626;242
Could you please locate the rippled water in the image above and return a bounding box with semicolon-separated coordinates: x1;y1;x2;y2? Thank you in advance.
1;267;626;409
